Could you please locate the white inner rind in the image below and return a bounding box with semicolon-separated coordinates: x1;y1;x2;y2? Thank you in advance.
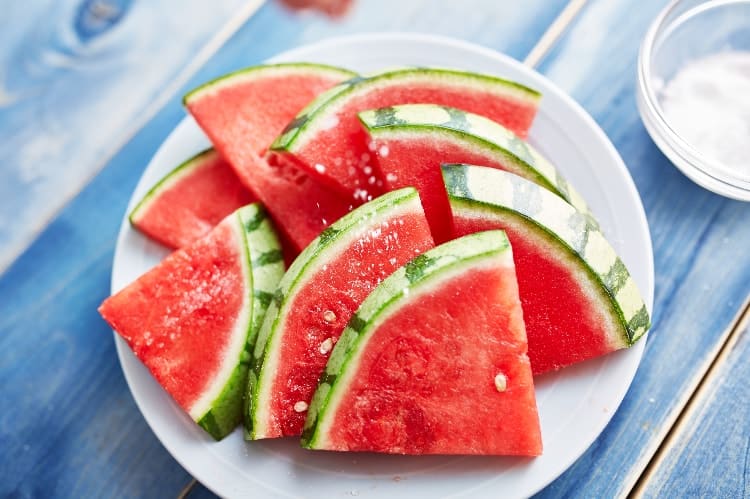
361;104;556;183
188;214;253;420
452;203;626;352
445;164;649;345
358;104;594;217
312;235;513;448
252;189;423;438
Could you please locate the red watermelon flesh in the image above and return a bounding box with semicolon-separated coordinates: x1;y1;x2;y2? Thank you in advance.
240;153;352;255
369;136;515;243
455;215;611;374
129;149;255;249
100;214;247;414
185;63;356;255
270;70;540;203
185;64;355;154
304;231;541;455
250;189;435;439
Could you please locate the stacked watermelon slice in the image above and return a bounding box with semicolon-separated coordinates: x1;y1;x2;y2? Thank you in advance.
100;60;650;455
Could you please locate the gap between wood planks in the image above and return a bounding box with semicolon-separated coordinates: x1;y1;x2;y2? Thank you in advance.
0;0;266;277
629;295;750;498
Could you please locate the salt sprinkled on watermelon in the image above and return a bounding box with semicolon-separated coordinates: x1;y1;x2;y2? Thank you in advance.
101;204;284;440
270;67;541;204
303;230;542;455
247;188;435;440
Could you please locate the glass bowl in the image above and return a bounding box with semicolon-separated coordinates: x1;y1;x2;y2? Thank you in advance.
637;0;750;200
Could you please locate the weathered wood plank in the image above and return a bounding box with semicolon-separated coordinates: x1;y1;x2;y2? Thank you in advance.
0;1;571;497
0;0;260;274
533;0;750;496
636;304;750;498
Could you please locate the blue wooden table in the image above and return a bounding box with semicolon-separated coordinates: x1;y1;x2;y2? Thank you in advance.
2;0;749;497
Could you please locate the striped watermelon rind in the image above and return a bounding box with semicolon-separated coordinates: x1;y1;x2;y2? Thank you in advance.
358;103;593;219
246;187;424;439
128;148;217;228
270;67;541;153
302;230;514;449
182;62;357;106
442;164;650;346
196;204;284;439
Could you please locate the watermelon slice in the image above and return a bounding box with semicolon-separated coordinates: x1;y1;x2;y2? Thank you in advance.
247;187;435;439
99;204;285;439
184;63;357;253
129;149;256;249
358;104;594;243
443;165;651;374
303;230;542;456
270;67;541;203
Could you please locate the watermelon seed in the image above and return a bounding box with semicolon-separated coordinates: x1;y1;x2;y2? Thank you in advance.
323;310;337;324
494;373;507;392
378;145;390;157
363;165;373;175
319;338;334;355
294;401;309;413
314;163;327;174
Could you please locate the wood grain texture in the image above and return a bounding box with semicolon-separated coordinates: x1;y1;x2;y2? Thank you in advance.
533;0;750;497
636;304;750;498
0;0;259;274
0;1;570;497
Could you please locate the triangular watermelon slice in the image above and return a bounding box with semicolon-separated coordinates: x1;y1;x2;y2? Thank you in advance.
303;230;542;456
99;204;284;439
247;188;435;440
270;67;541;203
129;148;256;249
443;164;651;374
184;63;357;253
358;104;595;243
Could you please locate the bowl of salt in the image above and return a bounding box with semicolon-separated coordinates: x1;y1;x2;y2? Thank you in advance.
637;0;750;200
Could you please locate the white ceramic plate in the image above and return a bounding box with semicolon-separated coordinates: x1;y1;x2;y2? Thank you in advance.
111;33;654;499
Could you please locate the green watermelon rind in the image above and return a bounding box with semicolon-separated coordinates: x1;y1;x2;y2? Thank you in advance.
246;187;424;439
270;67;541;153
442;164;651;347
128;148;218;228
301;230;513;449
194;203;284;440
182;62;358;106
358;103;593;220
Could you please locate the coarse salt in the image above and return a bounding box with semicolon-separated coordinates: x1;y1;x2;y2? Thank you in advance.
659;51;750;177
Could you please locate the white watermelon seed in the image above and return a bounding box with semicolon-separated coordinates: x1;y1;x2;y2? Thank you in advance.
314;163;326;174
319;338;334;355
323;310;337;323
494;373;507;392
294;401;308;413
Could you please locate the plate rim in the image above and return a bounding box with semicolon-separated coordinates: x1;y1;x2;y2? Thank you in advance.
111;32;655;499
